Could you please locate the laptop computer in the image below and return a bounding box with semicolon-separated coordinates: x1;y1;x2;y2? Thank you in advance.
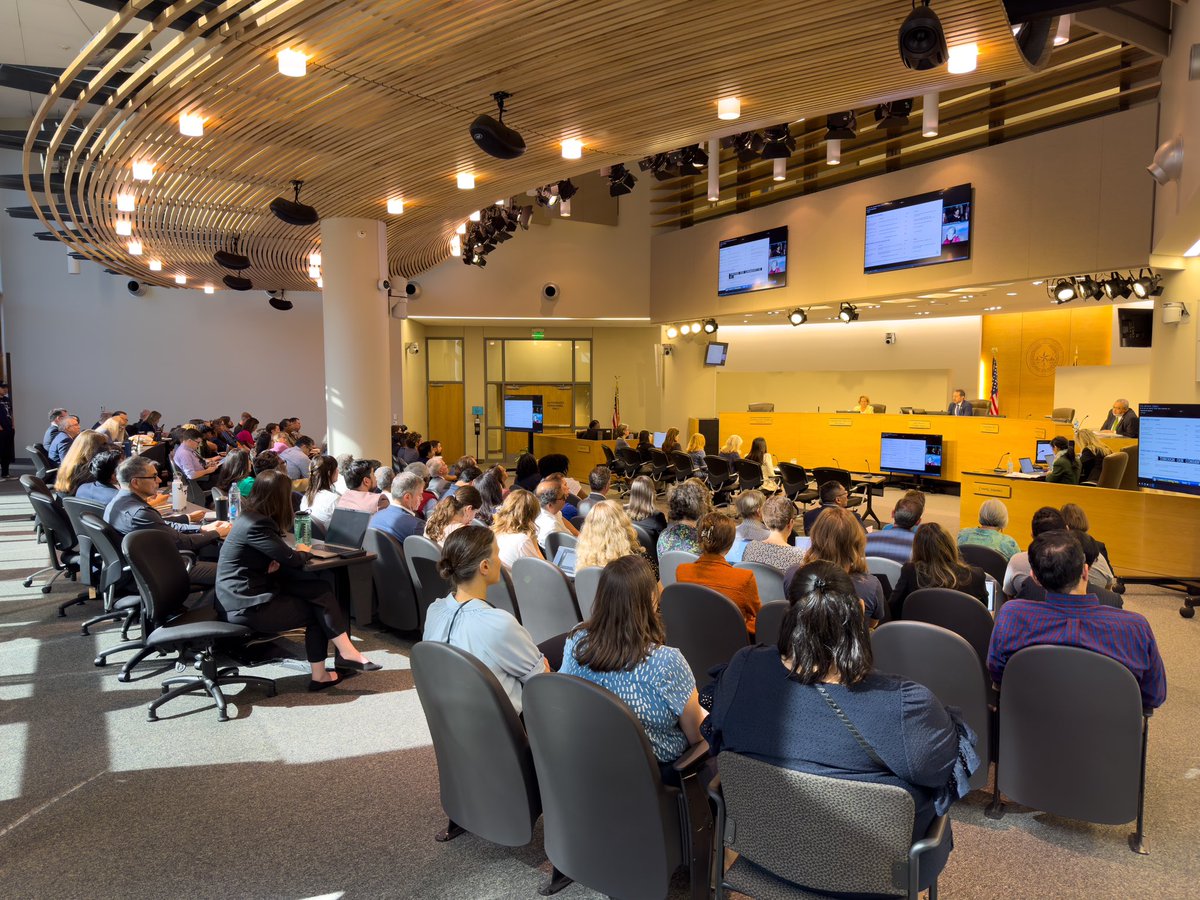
307;541;368;560
552;545;577;577
1008;457;1044;479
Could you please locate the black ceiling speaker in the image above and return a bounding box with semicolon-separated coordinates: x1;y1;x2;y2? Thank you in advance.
213;234;250;270
268;290;293;311
222;273;253;291
899;1;948;71
470;91;526;160
270;180;318;226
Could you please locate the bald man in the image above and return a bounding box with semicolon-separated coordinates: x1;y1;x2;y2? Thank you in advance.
1101;399;1139;438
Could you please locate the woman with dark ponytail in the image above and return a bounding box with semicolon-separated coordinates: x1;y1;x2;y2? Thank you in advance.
422;526;548;713
702;560;979;895
1045;435;1082;484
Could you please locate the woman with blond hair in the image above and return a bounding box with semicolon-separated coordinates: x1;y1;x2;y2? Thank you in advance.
625;475;667;546
801;506;883;624
684;433;708;474
1075;428;1112;484
576;500;646;570
492;487;544;569
54;430;109;495
718;434;743;465
854;395;875;414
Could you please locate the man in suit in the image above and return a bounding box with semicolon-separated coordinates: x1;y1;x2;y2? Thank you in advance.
802;480;866;535
104;456;230;585
1101;398;1139;438
576;466;612;519
47;416;80;465
369;471;427;543
43;408;72;447
947;388;973;417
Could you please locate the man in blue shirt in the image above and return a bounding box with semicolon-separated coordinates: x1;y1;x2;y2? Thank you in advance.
369;471;427;542
47;416;80;465
280;435;317;480
864;497;921;563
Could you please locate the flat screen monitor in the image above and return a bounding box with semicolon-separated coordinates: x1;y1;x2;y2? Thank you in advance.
1138;403;1200;496
503;395;544;433
864;183;972;274
1118;308;1153;348
718;226;787;296
653;431;667;446
879;432;943;477
704;341;729;367
1036;439;1074;465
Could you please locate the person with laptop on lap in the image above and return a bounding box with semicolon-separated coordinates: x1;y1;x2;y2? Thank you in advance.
947;388;973;417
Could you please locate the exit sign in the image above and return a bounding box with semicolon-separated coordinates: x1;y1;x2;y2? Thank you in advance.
532;329;544;340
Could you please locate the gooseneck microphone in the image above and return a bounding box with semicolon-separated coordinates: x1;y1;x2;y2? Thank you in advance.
994;451;1010;473
832;458;840;469
864;458;872;474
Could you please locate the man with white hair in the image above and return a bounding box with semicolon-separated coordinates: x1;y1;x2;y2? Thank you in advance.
1100;398;1139;438
369;471;427;542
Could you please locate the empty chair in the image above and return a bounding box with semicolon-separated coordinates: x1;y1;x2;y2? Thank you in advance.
617;446;651;478
573;566;604;619
957;544;1008;586
61;495;107;596
1051;406;1075;423
363;529;420;632
79;513;150;669
411;641;541;846
1087;450;1129;489
867;556;904;597
734;458;764;493
544;530;577;563
523;673;712;899
710;751;949;899
660;582;749;683
753;599;788;646
21;476;89;614
811;467;865;510
704;455;737;503
511;556;580;644
25;443;58;483
670;450;695;483
326;507;371;547
123;530;276;722
486;567;521;622
902;588;994;682
872;403;887;413
648;448;677;486
659;549;698;587
734;560;786;602
987;645;1149;853
872;621;991;790
404;534;449;627
778;462;819;507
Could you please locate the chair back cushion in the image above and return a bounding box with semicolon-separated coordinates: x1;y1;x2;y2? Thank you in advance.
362;529;419;632
734;458;763;489
544;530;577;562
572;566;604;620
486;567;521;623
511;557;580;644
28;490;78;554
753;600;789;646
1096;451;1129;489
658;549;698;587
660;582;748;683
956;545;1008;585
902;588;994;673
733;560;786;602
411;556;452;624
122;529;193;626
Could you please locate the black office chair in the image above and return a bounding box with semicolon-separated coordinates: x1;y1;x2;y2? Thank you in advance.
411;641;541;846
123;530;276;722
986;645;1149;854
21;477;89;615
616;446;651;479
26;443;58;484
61;496;107;598
326;507;371;547
648;448;677;488
778;462;819;507
703;455;737;505
753;599;788;646
632;523;659;567
523;673;713;899
660;582;749;684
362;529;420;632
811;467;866;510
600;445;630;496
72;509;140;639
511;557;580;644
670;450;696;484
958;544;1009;586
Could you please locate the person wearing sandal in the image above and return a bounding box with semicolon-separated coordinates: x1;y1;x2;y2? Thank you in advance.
215;469;380;692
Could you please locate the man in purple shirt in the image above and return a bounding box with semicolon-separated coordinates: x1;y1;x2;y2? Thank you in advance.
171;429;219;485
988;530;1166;710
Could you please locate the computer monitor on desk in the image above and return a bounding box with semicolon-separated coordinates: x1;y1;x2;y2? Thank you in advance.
653;431;667;446
1036;439;1073;465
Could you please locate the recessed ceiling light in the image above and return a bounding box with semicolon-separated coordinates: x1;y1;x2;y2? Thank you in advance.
132;160;154;181
1032;280;1044;286
127;239;142;255
959;298;971;302
309;251;321;266
666;325;679;339
469;210;482;222
456;222;467;235
449;235;462;257
387;198;404;215
116;192;135;212
984;305;1002;311
561;138;583;159
204;284;215;294
456;172;475;190
766;310;781;316
179;112;205;137
115;218;132;236
308;264;320;279
277;48;308;77
317;277;323;288
947;43;978;74
1006;291;1017;296
717;97;741;120
148;259;162;271
174;273;186;285
1184;237;1200;257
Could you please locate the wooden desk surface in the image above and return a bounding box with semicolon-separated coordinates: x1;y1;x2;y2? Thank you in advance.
959;472;1200;580
533;433;616;471
718;412;1074;485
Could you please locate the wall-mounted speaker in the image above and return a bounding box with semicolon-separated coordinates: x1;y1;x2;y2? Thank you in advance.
541;282;560;301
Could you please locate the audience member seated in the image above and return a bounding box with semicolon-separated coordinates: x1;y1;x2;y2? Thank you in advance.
614;424;632;450
685;433;708;473
882;489;926;529
660;427;681;455
864;496;922;563
418;439;442;464
47;415;80;465
473;467;505;525
279;435;316;481
54;430;108;496
742;494;807;572
74;448;123;505
212;415;237;451
988;530;1164;709
635;430;655;460
957;498;1021;560
255;423;279;455
513;452;541;493
1016;531;1122;608
657;479;708;557
423;527;548;713
578;419;601;440
237;451;283;497
335;460;389;514
368;471;427;542
425;457;452;511
96;411;128;444
625;475;667;545
215;470;378;691
492;488;544;568
211;450;252;499
534;479;578;548
448;463;483;499
1075;428;1113;484
105;456;229;585
803;480;866;536
676;512;760;633
576;500;647;571
1059;502;1116;588
559;556;705;772
576;465;612;519
234;429;255;451
702;561;978;894
394;432;421;466
374;465;395;496
718;434;743;465
171;427;220;487
403;461;435;514
1044;435;1081;484
734;490;769;542
424;487;480;546
889;523;988;620
745;436;778;493
538;453;583;503
800;506;883;624
43;407;72;447
1002;507;1066;596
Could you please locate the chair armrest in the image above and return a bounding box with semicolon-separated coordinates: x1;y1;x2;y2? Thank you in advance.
908;813;950;897
673;739;711;773
180;550;197;573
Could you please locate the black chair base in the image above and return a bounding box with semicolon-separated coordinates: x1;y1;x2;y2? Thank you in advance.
435;818;466;842
56;590;90;615
147;650;276;722
81;608;134;636
539;865;573;896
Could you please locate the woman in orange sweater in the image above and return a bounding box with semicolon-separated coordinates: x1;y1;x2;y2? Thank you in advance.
676;512;761;634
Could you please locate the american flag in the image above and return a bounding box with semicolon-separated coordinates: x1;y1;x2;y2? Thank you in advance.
611;377;620;430
988;353;1000;416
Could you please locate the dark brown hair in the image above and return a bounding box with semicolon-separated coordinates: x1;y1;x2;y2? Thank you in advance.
912;522;972;589
802;506;867;574
244;470;295;531
437;525;495;585
778;561;872;685
570;556;664;672
697;512;736;556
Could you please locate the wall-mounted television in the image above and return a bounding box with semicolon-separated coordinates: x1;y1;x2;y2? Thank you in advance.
704;341;729;367
880;432;943;477
718;225;788;296
864;183;973;274
504;395;544;433
1118;308;1153;348
1138;403;1200;496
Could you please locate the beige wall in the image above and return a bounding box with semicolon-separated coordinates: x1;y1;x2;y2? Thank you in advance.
1152;0;1200;254
650;106;1156;322
1150;261;1200;403
1055;365;1151;427
716;369;952;415
391;316;427;434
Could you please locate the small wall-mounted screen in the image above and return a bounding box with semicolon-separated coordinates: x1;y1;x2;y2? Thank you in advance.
864;183;972;274
718;226;788;296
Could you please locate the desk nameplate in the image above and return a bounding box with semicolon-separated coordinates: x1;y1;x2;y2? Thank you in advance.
972;482;1013;499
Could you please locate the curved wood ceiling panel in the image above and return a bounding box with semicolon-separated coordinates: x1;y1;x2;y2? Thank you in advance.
24;0;1042;291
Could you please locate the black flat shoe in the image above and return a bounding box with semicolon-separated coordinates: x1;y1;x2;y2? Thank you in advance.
308;673;342;692
334;657;382;672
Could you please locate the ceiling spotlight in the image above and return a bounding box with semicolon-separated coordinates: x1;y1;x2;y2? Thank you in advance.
825;111;857;141
666;325;679;339
1147;137;1183;185
470;91;526;160
788;308;807;326
922;92;939;137
773;158;786;181
308;264;320;279
556;179;578;203
470;208;483;220
1131;269;1161;298
947;43;978;74
874;99;913;130
277;48;308;77
561;138;583;159
317;277;323;288
148;259;162;272
175;273;187;285
680;323;692;335
116;192;135;212
760;125;796;159
269;290;294;311
204;284;215;294
449;234;462;256
702;318;718;334
690;321;702;333
270;179;318;226
214;235;250;271
1077;275;1103;301
1053;279;1077;303
838;303;859;322
127;239;142;255
131;160;154;181
607;163;637;197
179;112;205;137
826;140;841;166
309;251;321;266
517;205;534;229
387;197;405;215
724;131;765;163
114;217;132;236
717;97;741;120
1053;14;1071;47
899;0;948;70
1102;272;1131;300
685;143;708;168
457;172;476;190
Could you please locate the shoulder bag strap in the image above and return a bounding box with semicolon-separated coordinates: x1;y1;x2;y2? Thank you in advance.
813;683;891;773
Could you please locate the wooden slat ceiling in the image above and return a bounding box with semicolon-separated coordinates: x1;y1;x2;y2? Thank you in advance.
24;0;1049;291
651;32;1162;227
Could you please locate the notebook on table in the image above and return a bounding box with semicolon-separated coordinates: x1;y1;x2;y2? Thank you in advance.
1007;458;1044;479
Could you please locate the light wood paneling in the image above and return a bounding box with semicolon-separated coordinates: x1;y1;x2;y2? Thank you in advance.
533;434;614;473
427;382;465;463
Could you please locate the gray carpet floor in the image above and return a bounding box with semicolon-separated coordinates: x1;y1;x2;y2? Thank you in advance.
1;476;1197;899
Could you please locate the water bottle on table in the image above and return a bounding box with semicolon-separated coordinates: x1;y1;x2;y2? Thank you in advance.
171;474;185;510
228;482;241;522
294;511;312;546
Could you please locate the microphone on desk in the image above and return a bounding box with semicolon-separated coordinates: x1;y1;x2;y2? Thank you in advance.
832;457;840;469
864;458;872;474
993;451;1010;473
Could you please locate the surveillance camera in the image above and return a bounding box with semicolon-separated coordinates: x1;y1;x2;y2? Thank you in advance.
541;282;560;301
662;343;674;357
884;332;897;345
377;278;392;292
405;341;421;355
126;279;145;296
404;281;421;299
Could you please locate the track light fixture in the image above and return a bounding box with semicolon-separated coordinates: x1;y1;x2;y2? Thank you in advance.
1077;275;1103;301
556;179;578;202
470;91;526;160
1102;272;1132;300
702;318;718;334
723;131;766;163
607;164;637;197
825;111;857;141
270;180;318;226
666;325;679;339
899;0;948;71
214;234;250;271
838;303;859;322
1052;279;1077;303
638;145;708;180
874;99;913;130
680;323;692;336
760;125;796;159
788;308;807;326
1131;269;1162;298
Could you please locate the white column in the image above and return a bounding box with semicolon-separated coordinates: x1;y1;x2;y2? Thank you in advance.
319;217;393;462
